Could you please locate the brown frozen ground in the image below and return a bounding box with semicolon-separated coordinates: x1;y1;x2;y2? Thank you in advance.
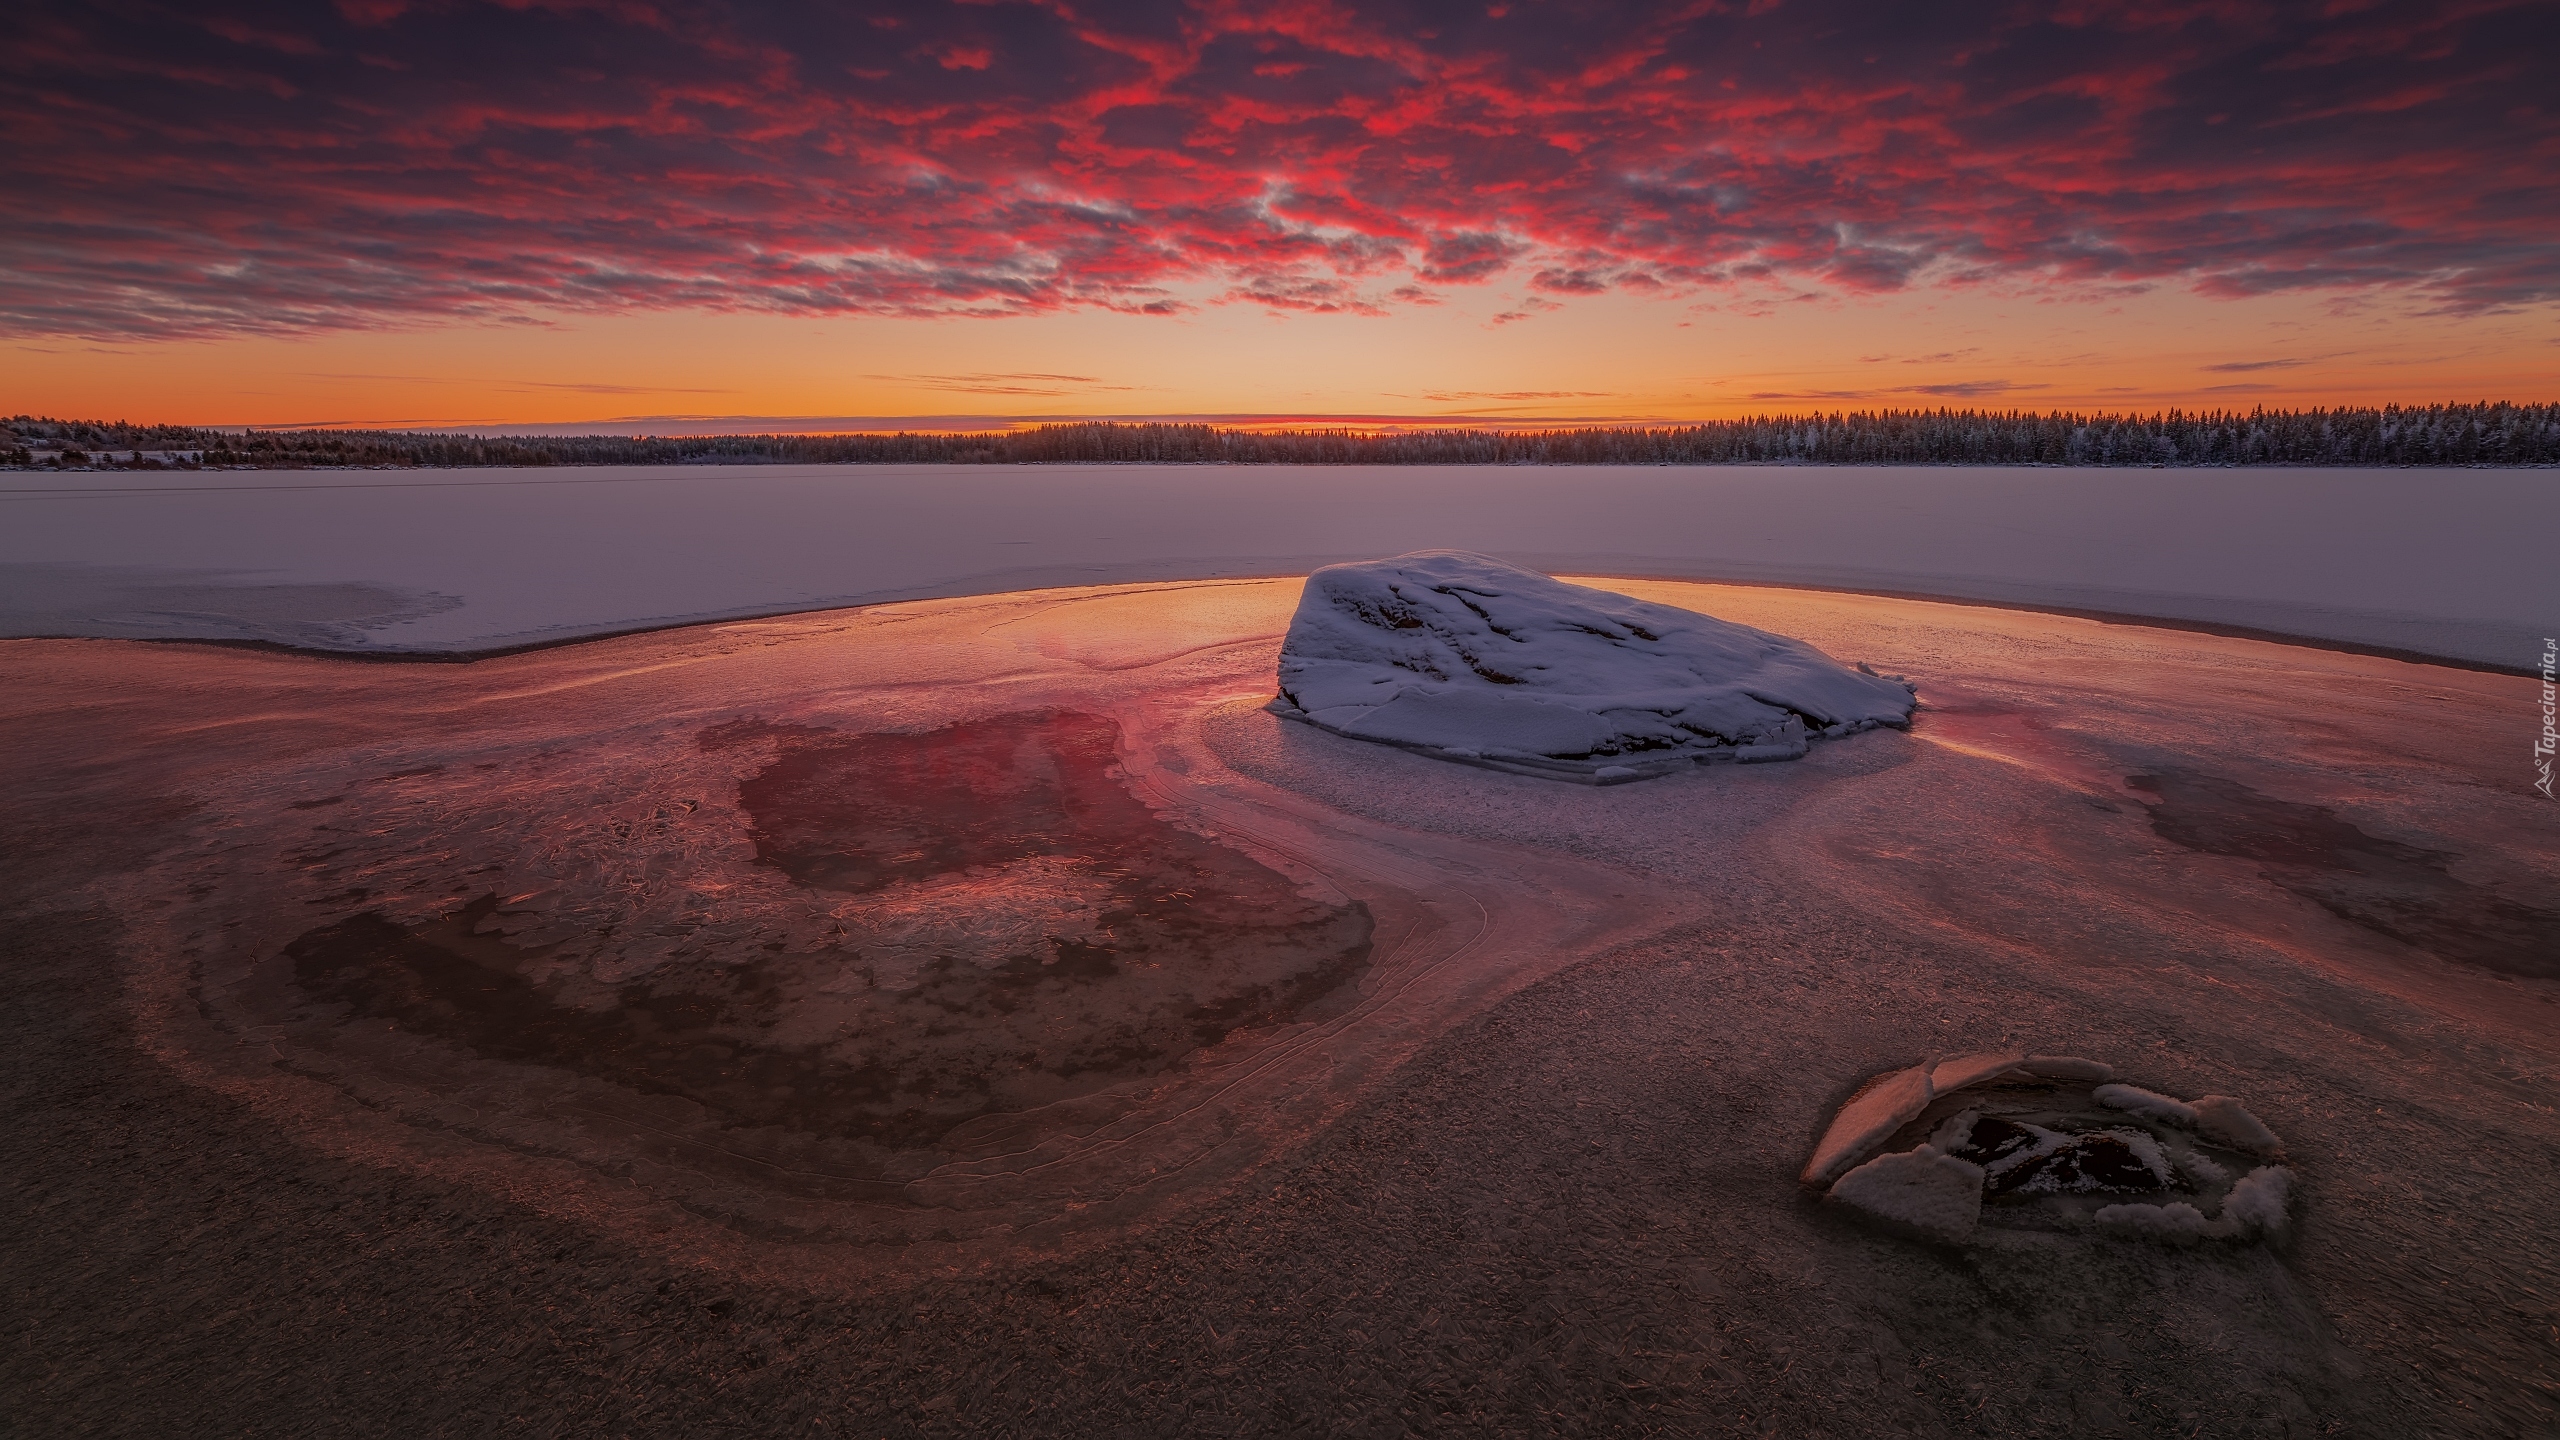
3;579;2555;1438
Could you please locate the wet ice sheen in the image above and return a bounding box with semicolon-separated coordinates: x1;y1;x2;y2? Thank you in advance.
1271;551;1917;781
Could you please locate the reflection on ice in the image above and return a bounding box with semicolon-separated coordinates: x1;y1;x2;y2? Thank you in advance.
243;711;1375;1161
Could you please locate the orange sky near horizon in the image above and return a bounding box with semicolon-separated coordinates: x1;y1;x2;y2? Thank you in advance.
9;278;2555;431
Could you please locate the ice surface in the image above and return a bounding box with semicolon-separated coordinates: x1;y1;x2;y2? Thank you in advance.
32;574;2532;1432
1271;551;1916;779
2192;1096;2286;1158
1827;1144;1986;1245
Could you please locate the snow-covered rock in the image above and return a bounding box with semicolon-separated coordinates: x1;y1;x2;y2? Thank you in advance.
2221;1165;2295;1241
2192;1096;2285;1159
2096;1086;2285;1159
1802;1059;1945;1188
2096;1166;2293;1245
1931;1053;2028;1094
2093;1199;2216;1245
1827;1144;1986;1245
1271;552;1918;782
2094;1083;2197;1125
1809;1057;2293;1250
2014;1056;2112;1083
1800;1052;2031;1188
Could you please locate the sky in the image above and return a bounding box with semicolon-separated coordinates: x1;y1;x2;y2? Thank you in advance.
4;0;2556;430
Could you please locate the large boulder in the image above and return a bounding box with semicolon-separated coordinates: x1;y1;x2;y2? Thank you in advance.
1271;551;1917;782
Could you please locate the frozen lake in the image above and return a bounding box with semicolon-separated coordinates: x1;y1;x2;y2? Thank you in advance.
2;463;2550;667
8;578;2553;1434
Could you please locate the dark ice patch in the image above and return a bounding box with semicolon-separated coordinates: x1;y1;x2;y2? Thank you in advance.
2130;769;2560;979
1987;1133;2165;1197
1944;1112;2035;1164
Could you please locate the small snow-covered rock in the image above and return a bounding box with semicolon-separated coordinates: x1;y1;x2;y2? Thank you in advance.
1828;1144;1986;1245
2095;1087;2285;1157
2096;1165;2292;1245
1802;1060;1940;1187
2191;1096;2285;1158
2094;1083;2198;1125
1931;1052;2028;1094
2015;1056;2112;1082
1809;1055;2293;1250
2173;1147;2231;1188
2095;1200;2216;1245
1803;1052;2028;1188
2222;1165;2294;1241
1272;552;1917;780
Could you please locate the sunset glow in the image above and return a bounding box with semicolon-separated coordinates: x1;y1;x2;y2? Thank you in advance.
12;6;2560;1433
7;1;2555;426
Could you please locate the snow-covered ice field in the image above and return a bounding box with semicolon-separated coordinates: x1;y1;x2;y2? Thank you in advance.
3;463;2550;668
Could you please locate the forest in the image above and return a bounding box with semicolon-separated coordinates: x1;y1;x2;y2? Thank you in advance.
5;403;2556;469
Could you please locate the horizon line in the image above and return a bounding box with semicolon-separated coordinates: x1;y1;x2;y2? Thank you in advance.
39;401;2553;439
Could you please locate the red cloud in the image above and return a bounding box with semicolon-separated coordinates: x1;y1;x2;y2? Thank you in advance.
2;0;2553;339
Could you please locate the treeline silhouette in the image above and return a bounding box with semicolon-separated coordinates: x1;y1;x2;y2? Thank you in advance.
7;403;2557;469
